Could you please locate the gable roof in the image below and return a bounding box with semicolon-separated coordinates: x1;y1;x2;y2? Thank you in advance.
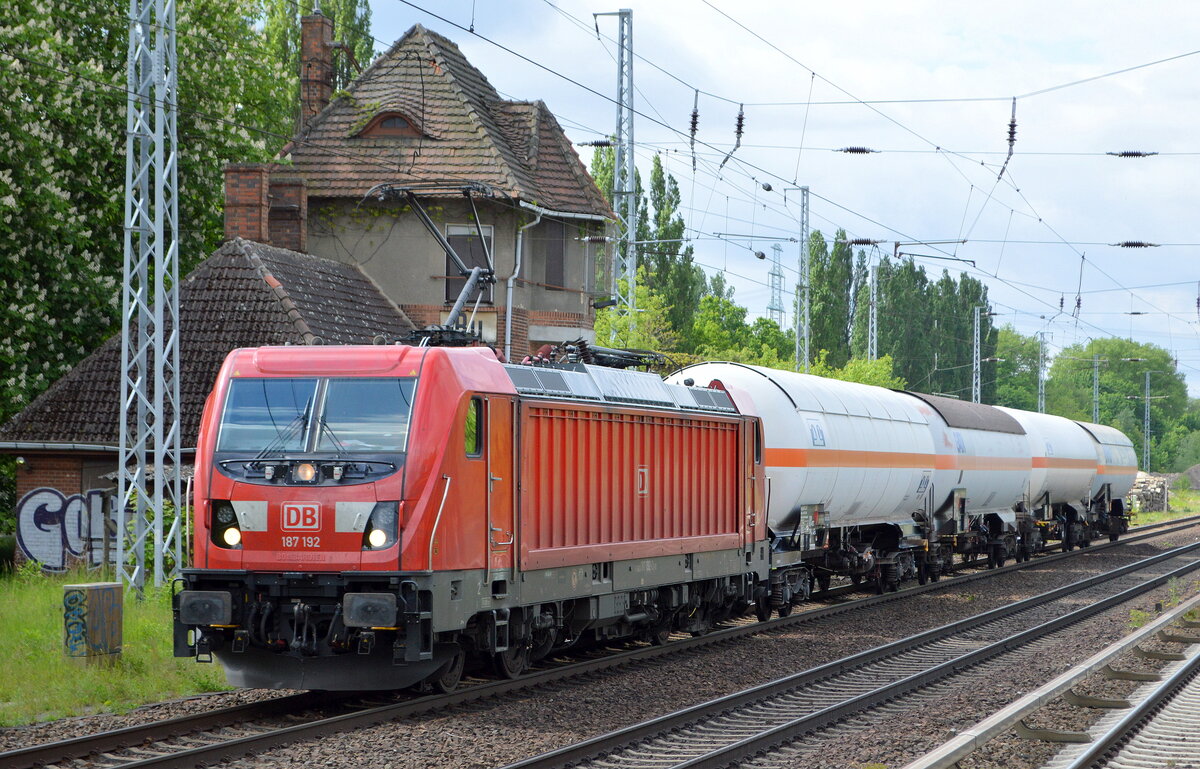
0;239;415;447
287;23;612;217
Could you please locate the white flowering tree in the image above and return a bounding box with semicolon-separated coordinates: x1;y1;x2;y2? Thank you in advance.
0;0;294;518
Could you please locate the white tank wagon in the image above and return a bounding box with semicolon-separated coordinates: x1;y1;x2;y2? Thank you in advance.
995;407;1123;550
668;362;1139;603
1076;420;1138;542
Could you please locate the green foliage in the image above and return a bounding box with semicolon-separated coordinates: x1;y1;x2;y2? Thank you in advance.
0;0;293;432
593;268;679;351
811;352;907;389
1128;607;1153;629
0;570;229;725
992;326;1040;410
807;230;853;368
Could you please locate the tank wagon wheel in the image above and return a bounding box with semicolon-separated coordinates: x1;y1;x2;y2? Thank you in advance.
818;573;833;592
431;647;466;693
754;596;772;623
849;574;862;587
493;644;529;679
1109;527;1120;543
776;602;794;618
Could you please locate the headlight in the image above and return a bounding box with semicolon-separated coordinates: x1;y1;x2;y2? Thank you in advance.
362;501;399;550
210;499;243;549
294;463;317;483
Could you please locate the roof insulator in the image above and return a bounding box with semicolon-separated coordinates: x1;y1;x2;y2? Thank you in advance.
1106;151;1159;157
846;238;882;246
578;140;613;147
1111;241;1159;248
838;146;879;154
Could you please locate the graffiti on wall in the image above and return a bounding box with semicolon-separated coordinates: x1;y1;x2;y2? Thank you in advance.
16;487;115;572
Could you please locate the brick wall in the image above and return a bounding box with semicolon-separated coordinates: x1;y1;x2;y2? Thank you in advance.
527;310;591;328
14;455;83;499
269;177;308;252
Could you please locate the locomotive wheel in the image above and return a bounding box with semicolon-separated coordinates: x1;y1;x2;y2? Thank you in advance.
817;574;832;592
850;573;863;586
493;644;528;679
777;602;793;618
1109;528;1119;543
431;649;466;693
754;597;772;623
917;562;928;586
993;545;1006;569
930;567;941;583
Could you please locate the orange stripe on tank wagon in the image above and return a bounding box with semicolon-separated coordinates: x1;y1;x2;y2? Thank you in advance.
1098;465;1138;475
766;448;1032;471
1031;457;1097;470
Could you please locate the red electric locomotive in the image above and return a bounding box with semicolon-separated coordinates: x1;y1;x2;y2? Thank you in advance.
174;344;767;690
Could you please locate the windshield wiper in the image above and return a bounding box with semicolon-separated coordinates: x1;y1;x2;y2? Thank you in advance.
253;399;312;460
317;417;349;458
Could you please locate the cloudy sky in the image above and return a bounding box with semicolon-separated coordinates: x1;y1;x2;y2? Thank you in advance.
366;0;1200;394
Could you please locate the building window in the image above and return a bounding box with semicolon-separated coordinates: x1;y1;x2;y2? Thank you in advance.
357;112;422;138
446;224;494;303
543;220;565;291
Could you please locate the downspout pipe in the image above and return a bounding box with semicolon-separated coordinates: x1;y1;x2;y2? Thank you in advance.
504;201;612;361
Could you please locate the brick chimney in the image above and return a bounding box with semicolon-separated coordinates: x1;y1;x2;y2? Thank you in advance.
300;13;334;133
224;165;308;251
223;164;271;242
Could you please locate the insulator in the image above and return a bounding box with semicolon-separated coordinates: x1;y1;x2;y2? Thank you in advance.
735;104;744;139
838;146;878;154
1106;151;1158;157
1112;241;1159;248
847;238;881;246
578;140;613;147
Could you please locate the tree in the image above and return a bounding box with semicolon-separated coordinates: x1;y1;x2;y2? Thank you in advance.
592;268;678;351
992;326;1040;410
811;353;907;389
263;0;375;126
808;229;853;367
0;0;297;516
644;155;706;346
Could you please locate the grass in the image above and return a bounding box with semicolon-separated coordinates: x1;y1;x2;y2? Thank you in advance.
0;563;230;726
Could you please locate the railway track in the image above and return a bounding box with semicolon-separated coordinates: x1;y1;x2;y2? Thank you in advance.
900;588;1200;769
501;540;1200;769
3;516;1197;769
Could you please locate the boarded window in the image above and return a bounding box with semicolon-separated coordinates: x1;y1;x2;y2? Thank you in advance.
543;220;565;291
445;224;494;303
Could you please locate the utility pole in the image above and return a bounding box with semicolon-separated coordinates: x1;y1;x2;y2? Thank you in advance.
1035;331;1049;413
868;264;878;362
972;307;982;403
794;186;810;373
1092;354;1101;422
119;0;182;590
1143;370;1151;470
596;10;636;323
767;243;784;326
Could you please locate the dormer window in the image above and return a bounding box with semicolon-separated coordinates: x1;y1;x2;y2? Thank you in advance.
358;112;422;138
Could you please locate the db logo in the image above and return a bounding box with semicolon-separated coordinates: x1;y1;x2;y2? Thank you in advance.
282;502;321;531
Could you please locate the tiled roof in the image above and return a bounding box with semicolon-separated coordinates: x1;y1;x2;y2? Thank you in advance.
0;239;415;447
287;24;612;217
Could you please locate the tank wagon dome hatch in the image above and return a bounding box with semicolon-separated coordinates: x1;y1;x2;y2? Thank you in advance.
503;363;737;413
902;391;1026;435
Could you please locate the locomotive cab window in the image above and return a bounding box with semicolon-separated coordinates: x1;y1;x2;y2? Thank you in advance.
216;376;416;453
753;421;763;464
465;397;483;457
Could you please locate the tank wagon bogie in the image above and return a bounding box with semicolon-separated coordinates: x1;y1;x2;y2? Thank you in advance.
175;347;1137;691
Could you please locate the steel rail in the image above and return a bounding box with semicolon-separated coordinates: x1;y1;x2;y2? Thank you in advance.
899;592;1200;769
1062;629;1200;769
500;543;1200;769
3;515;1196;769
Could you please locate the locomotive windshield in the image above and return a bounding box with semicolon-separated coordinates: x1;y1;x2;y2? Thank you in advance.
216;377;416;454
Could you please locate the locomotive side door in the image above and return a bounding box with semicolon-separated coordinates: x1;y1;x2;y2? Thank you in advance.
485;395;516;591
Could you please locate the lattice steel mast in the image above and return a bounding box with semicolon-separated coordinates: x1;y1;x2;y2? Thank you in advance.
767;243;784;326
119;0;182;590
597;9;636;321
794;186;810;372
